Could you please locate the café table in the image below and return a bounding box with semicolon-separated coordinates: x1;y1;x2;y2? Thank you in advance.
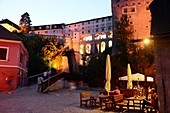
126;96;145;111
98;94;112;110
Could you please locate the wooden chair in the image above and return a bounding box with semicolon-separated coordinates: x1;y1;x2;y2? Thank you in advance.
80;92;97;107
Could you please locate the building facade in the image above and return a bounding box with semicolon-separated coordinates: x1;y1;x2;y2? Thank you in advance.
111;0;153;40
0;25;29;91
30;0;153;67
30;16;113;65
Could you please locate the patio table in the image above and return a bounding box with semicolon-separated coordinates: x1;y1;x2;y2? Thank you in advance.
126;96;145;111
98;94;112;110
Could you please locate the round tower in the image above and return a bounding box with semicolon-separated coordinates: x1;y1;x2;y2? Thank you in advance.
111;0;153;40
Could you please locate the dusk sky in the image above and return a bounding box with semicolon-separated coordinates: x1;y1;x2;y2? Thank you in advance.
0;0;111;26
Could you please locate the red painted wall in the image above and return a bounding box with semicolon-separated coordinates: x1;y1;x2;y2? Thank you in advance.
0;40;29;91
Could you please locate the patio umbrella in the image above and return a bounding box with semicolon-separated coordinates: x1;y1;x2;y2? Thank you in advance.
105;54;111;93
127;63;133;89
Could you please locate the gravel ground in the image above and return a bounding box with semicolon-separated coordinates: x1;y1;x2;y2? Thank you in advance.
0;85;117;113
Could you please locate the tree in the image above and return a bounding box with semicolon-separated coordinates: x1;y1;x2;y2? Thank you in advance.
114;14;135;68
41;37;65;71
19;12;32;34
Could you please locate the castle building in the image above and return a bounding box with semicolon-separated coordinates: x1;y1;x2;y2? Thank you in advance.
30;16;113;65
30;0;153;66
111;0;153;40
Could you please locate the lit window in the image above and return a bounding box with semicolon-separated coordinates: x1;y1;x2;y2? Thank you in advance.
86;44;91;54
0;47;8;60
109;40;112;47
80;45;84;54
101;42;105;53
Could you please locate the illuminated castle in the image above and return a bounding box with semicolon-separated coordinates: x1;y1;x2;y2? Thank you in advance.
30;16;113;66
29;0;153;66
111;0;153;40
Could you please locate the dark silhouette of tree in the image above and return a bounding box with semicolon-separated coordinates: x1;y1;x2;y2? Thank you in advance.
19;12;32;34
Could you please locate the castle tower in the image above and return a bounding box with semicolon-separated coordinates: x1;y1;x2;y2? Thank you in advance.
111;0;153;40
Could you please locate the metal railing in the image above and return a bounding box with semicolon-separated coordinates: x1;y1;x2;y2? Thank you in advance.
28;72;44;85
41;72;65;93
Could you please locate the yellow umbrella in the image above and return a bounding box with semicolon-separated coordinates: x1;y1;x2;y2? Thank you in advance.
105;54;111;93
127;63;133;89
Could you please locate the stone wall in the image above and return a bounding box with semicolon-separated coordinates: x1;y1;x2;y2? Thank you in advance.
154;38;170;113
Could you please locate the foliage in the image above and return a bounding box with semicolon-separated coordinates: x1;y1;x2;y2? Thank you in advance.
41;37;65;71
19;12;32;34
114;14;135;67
15;33;49;76
114;14;155;76
85;54;106;87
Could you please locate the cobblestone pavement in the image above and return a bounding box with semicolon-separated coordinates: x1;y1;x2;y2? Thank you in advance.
0;85;115;113
0;85;143;113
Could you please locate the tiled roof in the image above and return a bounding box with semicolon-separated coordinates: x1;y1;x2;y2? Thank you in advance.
30;23;65;31
0;25;22;41
66;15;112;25
0;19;20;30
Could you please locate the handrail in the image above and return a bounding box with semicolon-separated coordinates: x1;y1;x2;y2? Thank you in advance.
28;72;45;79
43;72;62;82
41;72;65;93
27;72;45;85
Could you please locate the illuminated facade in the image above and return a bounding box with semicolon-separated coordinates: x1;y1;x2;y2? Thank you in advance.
111;0;153;40
0;19;20;33
30;16;113;65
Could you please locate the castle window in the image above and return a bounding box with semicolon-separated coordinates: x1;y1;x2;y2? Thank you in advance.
131;7;136;12
117;5;119;7
96;25;98;27
123;8;128;13
45;31;48;33
46;26;50;29
138;2;141;5
102;28;104;31
88;21;90;24
74;24;76;27
82;31;84;34
88;30;90;33
146;6;149;10
96;20;98;23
